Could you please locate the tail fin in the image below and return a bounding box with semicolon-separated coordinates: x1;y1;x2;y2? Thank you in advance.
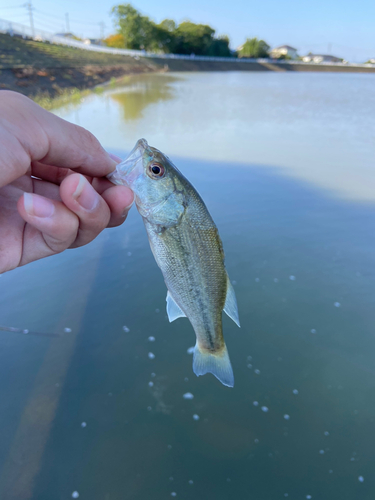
193;343;234;387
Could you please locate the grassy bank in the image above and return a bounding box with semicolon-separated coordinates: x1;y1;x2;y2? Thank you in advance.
0;33;159;101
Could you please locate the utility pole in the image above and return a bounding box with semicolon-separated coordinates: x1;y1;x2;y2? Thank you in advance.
24;1;34;38
99;21;105;42
65;13;70;33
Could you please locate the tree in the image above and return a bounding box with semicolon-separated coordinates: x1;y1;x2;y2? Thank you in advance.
238;38;270;58
174;21;215;55
207;35;231;57
111;4;157;50
110;4;233;56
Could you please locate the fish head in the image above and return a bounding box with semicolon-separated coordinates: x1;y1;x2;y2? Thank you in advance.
109;139;185;225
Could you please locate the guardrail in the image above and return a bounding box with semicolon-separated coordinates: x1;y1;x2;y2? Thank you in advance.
0;18;374;69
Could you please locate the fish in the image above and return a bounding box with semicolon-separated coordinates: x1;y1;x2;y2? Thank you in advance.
108;139;240;387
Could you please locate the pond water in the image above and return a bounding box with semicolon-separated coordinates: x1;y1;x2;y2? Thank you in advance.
0;72;375;500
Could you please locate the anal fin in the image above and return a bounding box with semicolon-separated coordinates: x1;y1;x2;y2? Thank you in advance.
223;275;240;327
166;291;186;322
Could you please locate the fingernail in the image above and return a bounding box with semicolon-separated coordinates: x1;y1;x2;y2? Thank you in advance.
73;175;99;211
107;152;123;164
24;193;54;218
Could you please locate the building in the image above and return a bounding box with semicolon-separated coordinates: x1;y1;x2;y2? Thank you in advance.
302;53;343;63
270;45;298;59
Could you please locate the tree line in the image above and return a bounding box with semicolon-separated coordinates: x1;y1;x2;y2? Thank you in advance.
105;4;270;58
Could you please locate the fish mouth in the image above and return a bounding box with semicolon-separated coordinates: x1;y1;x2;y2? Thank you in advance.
107;138;150;187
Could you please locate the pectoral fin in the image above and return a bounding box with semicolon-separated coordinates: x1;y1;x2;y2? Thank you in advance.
223;275;240;327
166;291;186;322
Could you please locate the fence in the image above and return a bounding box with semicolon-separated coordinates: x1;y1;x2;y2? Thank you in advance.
0;18;374;68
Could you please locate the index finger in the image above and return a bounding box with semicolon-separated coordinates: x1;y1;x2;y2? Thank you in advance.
0;91;117;187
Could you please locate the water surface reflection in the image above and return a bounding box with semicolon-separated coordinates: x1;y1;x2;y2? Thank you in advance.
0;72;374;500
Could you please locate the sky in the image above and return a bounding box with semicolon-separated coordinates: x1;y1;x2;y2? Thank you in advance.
1;0;375;62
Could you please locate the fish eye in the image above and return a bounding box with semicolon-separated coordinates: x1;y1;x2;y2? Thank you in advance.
149;163;165;178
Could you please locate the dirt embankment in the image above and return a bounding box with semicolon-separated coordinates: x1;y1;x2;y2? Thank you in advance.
148;57;375;73
0;34;159;99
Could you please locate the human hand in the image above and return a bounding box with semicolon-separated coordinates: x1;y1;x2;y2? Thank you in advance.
0;91;134;273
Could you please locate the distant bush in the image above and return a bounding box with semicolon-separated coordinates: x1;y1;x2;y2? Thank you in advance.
104;34;126;48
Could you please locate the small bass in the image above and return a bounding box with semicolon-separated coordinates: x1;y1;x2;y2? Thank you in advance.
108;139;240;387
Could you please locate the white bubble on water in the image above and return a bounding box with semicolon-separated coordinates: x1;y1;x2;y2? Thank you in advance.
184;377;189;382
289;275;296;281
247;355;252;361
151;372;156;378
192;414;200;421
306;496;312;499
329;470;333;474
122;326;130;332
187;346;195;354
167;444;172;449
148;381;154;387
226;478;231;482
108;392;113;397
284;494;289;498
311;329;316;334
71;492;79;499
148;352;155;359
254;439;259;443
284;414;290;420
293;389;299;395
127;251;132;256
232;280;237;285
171;492;177;497
247;364;252;369
319;450;325;454
358;476;364;483
255;278;260;282
188;480;194;485
334;302;341;308
324;431;329;436
148;336;156;342
64;327;72;333
81;422;87;428
147;406;152;411
169;477;174;481
254;369;261;375
155;308;160;313
261;406;269;412
274;278;279;283
183;392;194;400
253;401;259;407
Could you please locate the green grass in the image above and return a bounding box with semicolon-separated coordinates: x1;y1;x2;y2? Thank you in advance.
0;33;139;68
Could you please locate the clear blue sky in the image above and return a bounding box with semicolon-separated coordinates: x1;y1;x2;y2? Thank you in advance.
2;0;375;61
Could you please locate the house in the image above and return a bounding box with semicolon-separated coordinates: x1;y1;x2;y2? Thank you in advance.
302;53;343;63
270;45;298;59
